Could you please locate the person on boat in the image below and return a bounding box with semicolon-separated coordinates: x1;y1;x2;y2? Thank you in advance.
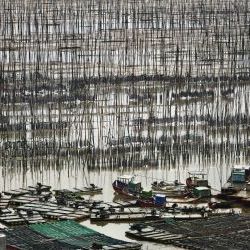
186;177;193;187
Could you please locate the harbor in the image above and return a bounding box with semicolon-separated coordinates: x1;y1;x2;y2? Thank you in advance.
0;166;248;249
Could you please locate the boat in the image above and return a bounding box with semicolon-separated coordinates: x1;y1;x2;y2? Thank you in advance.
112;175;143;198
151;180;187;197
74;184;103;195
185;171;212;198
208;201;233;209
217;165;250;207
221;165;250;193
136;194;167;208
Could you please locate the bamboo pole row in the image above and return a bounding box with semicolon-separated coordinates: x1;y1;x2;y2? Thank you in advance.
0;0;249;183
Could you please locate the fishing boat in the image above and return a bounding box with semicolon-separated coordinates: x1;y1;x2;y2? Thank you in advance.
112;175;143;198
185;171;211;198
136;194;167;208
151;180;186;197
221;165;250;194
74;184;103;195
217;165;250;206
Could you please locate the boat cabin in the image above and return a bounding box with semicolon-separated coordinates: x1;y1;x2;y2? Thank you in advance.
193;186;211;198
117;175;136;184
140;189;153;199
113;175;142;195
186;171;209;187
231;165;250;183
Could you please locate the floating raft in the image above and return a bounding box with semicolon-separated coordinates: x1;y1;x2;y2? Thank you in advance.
91;212;160;223
0;210;45;226
91;207;161;222
4;184;51;197
1;220;142;249
126;214;250;249
17;201;89;221
9;193;51;206
0;195;11;209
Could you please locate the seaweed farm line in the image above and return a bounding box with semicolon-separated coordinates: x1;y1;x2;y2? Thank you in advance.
0;0;249;78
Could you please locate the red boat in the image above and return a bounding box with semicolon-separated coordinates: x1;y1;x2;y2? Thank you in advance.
137;194;167;208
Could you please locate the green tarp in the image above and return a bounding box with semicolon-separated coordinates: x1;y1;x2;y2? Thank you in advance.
30;220;96;239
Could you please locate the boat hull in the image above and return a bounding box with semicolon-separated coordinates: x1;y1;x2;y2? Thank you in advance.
136;199;166;208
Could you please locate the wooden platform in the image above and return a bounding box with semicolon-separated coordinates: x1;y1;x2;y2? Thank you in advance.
0;195;11;209
91;207;160;222
4;184;51;197
17;201;89;221
9;192;52;206
0;210;45;226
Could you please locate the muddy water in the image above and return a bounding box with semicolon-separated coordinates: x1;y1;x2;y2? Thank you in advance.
1;80;249;249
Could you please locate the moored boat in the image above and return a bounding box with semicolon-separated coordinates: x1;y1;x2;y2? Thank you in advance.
136;194;167;208
151;181;187;198
74;184;103;195
112;175;143;198
217;165;250;207
185;171;212;198
221;165;250;193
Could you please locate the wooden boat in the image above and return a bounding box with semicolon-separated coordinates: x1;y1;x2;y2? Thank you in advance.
112;175;143;198
137;194;167;208
74;184;103;195
221;165;250;193
151;181;187;198
185;171;212;198
218;165;250;207
90;208;160;222
208;201;233;209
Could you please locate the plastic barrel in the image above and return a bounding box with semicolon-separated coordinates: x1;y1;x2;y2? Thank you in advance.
0;234;6;250
154;194;166;206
